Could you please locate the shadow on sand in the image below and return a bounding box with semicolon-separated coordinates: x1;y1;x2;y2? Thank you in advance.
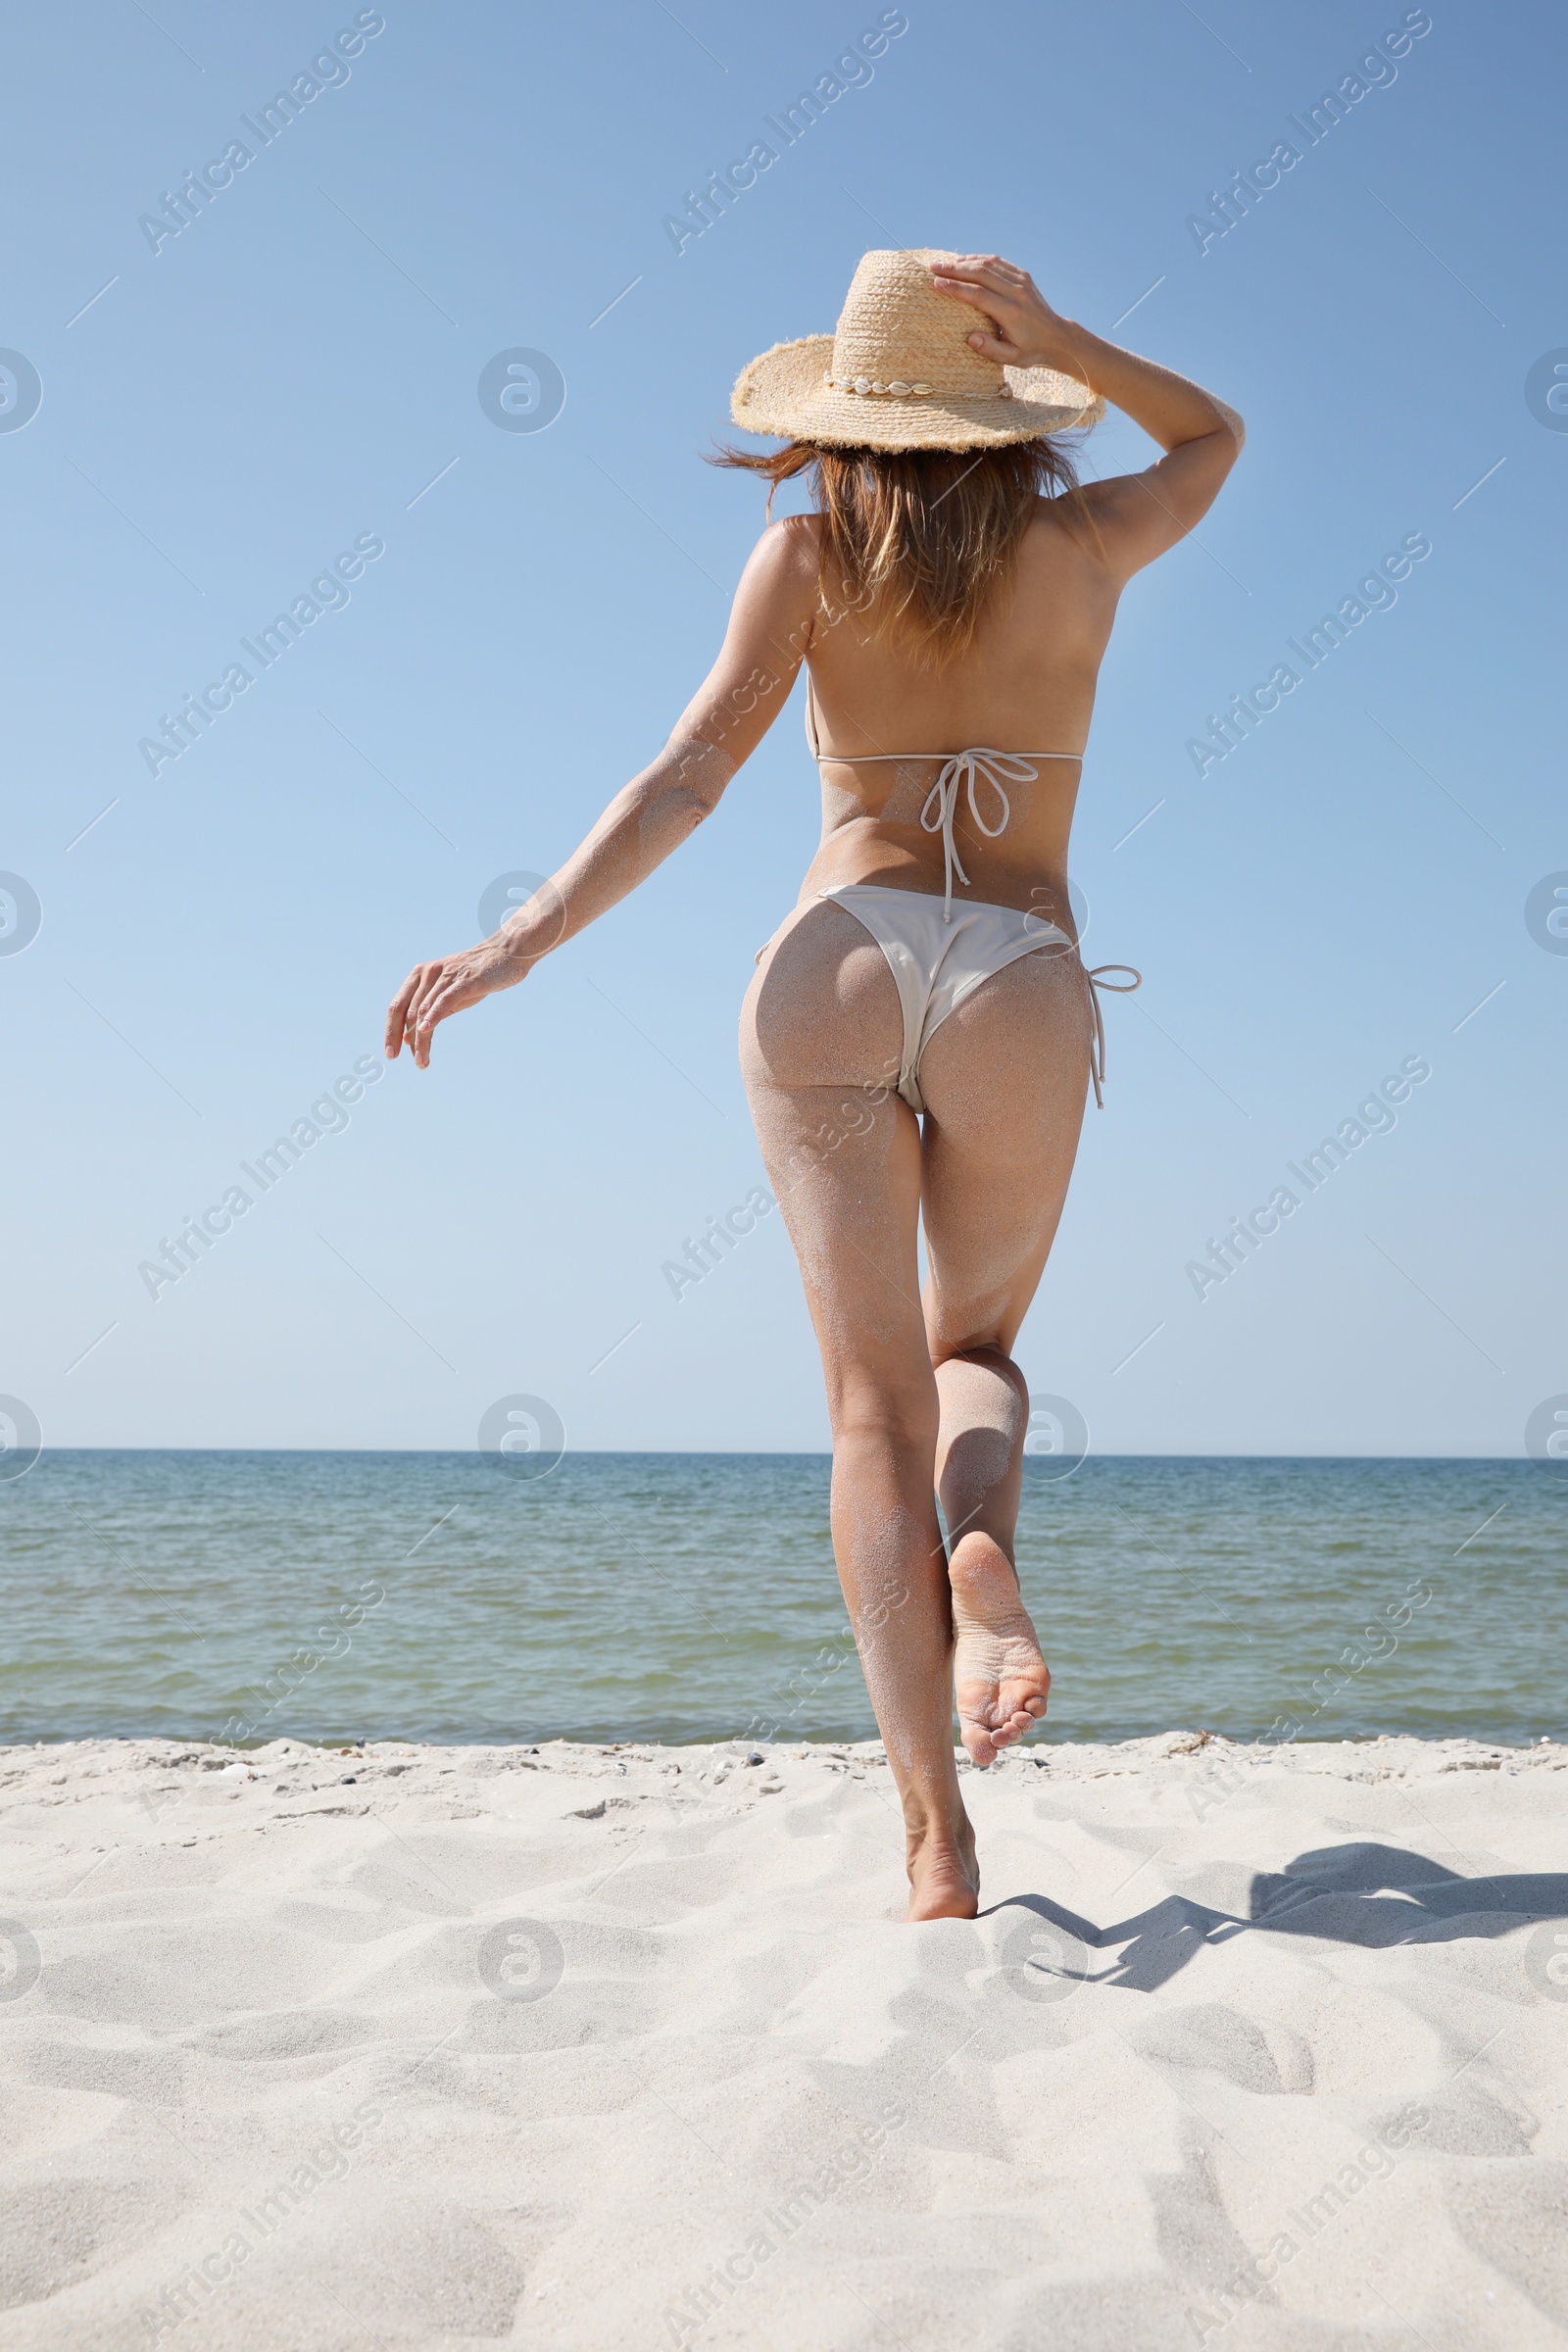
987;1842;1568;1994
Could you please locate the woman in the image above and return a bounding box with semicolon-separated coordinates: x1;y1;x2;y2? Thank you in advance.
386;251;1243;1922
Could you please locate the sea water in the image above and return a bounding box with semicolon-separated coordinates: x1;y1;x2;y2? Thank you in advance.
2;1451;1561;1748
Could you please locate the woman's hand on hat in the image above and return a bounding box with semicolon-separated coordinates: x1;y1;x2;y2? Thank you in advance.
929;255;1074;373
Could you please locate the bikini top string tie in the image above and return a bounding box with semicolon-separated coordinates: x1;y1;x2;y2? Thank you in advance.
1084;964;1142;1109
918;749;1042;923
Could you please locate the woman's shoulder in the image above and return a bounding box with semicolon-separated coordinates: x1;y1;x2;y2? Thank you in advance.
751;510;825;569
1018;488;1116;571
727;512;825;650
735;511;824;612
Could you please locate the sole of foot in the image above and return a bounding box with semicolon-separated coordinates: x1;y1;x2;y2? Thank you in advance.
949;1529;1050;1768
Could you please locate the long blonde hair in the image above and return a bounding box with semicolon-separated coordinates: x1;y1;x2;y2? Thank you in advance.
713;437;1084;669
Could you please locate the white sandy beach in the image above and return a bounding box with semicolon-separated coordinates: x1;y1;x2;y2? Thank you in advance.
3;1732;1566;2351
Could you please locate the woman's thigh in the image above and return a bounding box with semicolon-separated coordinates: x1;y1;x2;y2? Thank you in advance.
916;947;1094;1360
740;901;929;1409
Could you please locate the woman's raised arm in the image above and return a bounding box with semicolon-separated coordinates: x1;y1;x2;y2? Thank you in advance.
930;253;1244;578
385;516;820;1067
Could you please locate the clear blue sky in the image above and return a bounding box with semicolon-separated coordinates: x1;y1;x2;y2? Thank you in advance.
3;0;1562;1457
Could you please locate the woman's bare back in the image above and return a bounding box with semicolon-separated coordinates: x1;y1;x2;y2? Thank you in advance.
801;495;1124;923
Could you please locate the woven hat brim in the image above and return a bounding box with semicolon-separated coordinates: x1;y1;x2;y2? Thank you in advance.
732;334;1103;451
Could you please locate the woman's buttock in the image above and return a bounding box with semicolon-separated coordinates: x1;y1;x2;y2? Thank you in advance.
743;898;905;1092
916;947;1092;1125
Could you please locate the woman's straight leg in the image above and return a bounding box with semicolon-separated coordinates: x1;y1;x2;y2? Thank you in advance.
741;901;976;1919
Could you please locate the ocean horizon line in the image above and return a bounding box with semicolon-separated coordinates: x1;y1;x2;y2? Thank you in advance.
7;1446;1543;1463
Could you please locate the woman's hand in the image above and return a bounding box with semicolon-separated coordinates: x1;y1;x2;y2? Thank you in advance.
384;932;531;1069
928;254;1081;376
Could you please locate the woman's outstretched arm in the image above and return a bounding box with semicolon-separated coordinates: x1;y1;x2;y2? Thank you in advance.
930;253;1244;576
385;516;820;1067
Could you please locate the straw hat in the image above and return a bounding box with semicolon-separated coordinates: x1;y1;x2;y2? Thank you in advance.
731;248;1103;452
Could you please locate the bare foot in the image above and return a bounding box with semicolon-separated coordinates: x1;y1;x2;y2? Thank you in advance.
949;1531;1050;1767
905;1811;979;1922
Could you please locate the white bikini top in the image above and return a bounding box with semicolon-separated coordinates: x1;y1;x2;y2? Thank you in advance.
806;683;1083;922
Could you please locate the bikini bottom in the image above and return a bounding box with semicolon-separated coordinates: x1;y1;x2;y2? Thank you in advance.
809;883;1140;1116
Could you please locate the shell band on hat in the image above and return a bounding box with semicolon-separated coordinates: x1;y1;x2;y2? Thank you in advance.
731;248;1103;453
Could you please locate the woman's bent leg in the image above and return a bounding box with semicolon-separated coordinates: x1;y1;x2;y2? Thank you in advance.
742;903;976;1919
917;947;1094;1763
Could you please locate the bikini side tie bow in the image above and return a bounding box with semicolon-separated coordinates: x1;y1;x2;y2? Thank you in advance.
1084;964;1142;1109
